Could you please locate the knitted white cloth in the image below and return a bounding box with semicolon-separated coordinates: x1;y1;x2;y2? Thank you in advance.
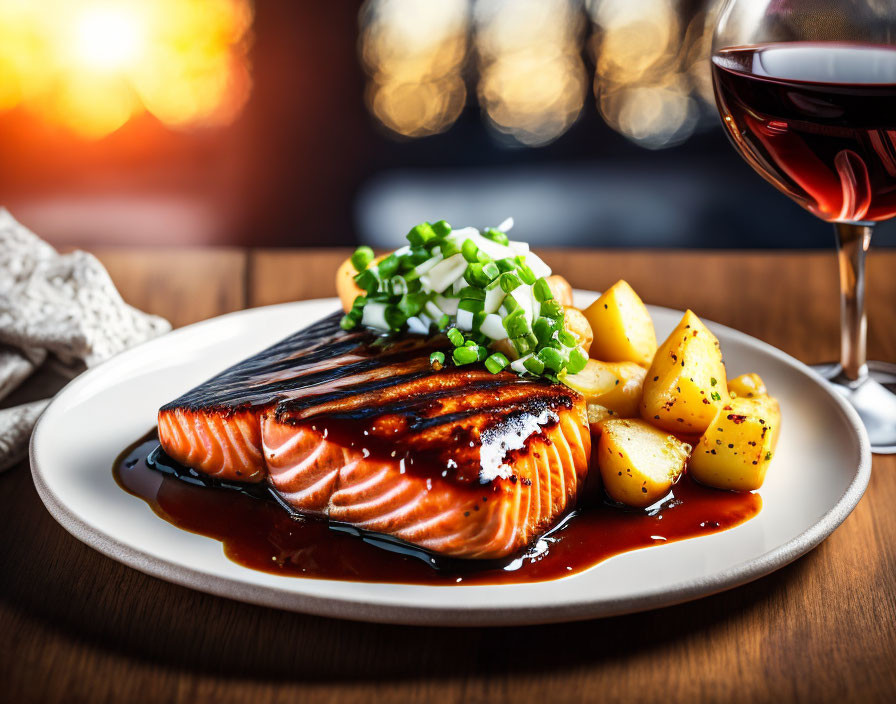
0;209;171;471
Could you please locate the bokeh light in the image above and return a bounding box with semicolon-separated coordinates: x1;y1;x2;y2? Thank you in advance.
359;0;470;139
0;0;253;139
588;0;719;150
474;0;586;147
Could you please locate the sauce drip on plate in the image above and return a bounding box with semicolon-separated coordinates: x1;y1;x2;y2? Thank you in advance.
114;432;761;585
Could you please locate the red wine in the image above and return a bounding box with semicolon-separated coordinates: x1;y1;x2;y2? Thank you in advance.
712;43;896;223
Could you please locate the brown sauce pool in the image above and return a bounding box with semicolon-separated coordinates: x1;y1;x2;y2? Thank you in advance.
114;432;761;585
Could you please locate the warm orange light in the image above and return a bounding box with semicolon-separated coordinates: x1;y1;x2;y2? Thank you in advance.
359;0;470;138
0;0;253;139
72;4;144;71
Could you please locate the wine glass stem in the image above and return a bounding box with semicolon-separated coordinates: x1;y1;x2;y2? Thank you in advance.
834;222;872;382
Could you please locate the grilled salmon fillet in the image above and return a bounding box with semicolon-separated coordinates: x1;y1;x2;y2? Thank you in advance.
158;313;590;559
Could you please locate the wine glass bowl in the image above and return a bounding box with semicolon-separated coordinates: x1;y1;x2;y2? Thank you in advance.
711;0;896;453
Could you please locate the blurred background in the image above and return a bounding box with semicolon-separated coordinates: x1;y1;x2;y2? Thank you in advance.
0;0;893;250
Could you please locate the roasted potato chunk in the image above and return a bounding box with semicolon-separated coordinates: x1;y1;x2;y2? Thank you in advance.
583;280;657;366
563;306;594;353
688;396;781;491
563;359;646;420
546;275;574;306
596;418;691;508
640;310;728;434
728;373;768;399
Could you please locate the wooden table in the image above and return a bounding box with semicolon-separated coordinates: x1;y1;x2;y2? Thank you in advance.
3;248;895;703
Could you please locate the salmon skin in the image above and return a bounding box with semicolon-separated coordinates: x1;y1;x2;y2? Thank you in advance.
158;312;591;560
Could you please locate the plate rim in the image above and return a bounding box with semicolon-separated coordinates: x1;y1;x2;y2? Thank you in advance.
30;297;872;626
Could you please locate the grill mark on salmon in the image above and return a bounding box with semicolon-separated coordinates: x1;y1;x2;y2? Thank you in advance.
158;312;590;559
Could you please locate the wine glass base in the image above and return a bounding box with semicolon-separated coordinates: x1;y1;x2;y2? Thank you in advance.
811;361;896;454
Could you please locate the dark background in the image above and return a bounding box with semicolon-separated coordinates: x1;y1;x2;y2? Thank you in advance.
0;1;893;250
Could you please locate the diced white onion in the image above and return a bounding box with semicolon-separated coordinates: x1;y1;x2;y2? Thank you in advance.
424;253;467;293
480;313;506;340
424;300;443;321
448;226;479;240
508;240;529;256
510;286;535;323
414;252;443;276
456;308;474;331
474;234;513;261
497;217;514;232
434;295;459;315
524;251;551;278
484;284;505;314
406;316;429;334
510;354;533;374
362;302;389;331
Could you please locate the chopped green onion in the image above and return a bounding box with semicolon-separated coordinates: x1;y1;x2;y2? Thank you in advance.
447;328;465;347
517;265;536;285
452;346;479;365
458;298;484;313
472;309;488;334
540;299;563;319
464;262;498;288
513;333;538;356
464;339;478;347
340;314;357;330
537;347;567;372
351;246;375;271
503;308;530;338
461;239;479;263
476;345;489;361
377;254;400;278
523;356;545;375
558;329;578;348
431;220;452;237
533;316;559;344
384;307;407;330
485;352;509;374
439;240;461;258
496;257;517;273
407;223;436;247
499;272;522;293
501;295;521;314
483;228;509;245
389;276;408;295
566;348;588;374
458;286;485;301
354;268;380;294
430;350;445;368
533;278;553;302
476;249;492;264
437;313;450;329
409;247;431;265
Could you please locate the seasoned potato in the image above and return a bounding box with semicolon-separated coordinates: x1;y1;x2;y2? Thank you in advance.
587;402;613;429
563;306;594;353
596;418;691;508
563;359;646;420
688;396;781;491
640;310;728;434
546;275;574;306
728;373;768;399
336;253;385;312
583;280;657;366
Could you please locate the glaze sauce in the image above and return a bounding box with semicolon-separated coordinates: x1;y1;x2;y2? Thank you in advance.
114;433;761;585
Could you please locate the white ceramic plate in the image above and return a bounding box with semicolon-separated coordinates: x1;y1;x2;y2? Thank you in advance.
31;295;871;626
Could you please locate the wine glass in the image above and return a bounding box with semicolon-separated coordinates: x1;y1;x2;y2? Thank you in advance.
711;0;896;453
